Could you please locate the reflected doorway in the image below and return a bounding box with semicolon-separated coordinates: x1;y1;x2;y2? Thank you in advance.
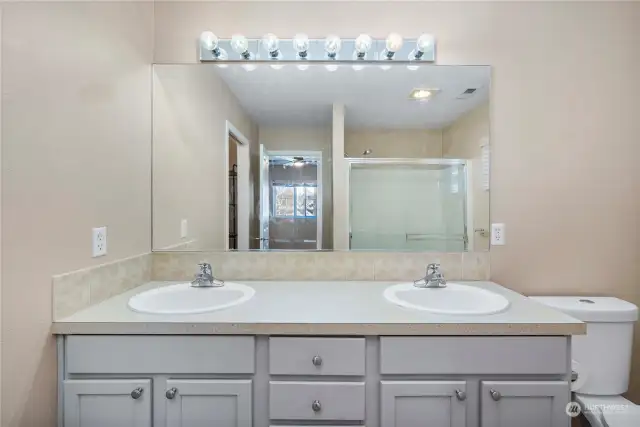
259;147;323;250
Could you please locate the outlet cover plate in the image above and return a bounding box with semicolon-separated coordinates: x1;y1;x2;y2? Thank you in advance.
92;226;107;257
491;223;505;246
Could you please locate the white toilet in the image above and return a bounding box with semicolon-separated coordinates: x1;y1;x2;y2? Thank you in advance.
531;296;640;427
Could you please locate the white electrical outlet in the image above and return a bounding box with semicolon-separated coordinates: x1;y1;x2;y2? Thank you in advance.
92;226;107;257
491;223;506;246
180;219;188;238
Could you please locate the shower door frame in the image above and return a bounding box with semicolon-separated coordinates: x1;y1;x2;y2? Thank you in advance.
346;157;470;251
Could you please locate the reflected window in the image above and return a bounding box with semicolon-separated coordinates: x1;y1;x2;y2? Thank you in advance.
274;184;316;218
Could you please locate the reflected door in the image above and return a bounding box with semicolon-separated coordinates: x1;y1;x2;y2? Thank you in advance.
258;144;270;250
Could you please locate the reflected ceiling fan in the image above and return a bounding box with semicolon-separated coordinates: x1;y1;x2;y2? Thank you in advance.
278;156;316;168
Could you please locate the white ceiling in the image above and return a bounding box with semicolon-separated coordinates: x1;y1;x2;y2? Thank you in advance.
215;64;490;129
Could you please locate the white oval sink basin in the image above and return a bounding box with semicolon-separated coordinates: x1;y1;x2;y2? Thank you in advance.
128;282;255;315
384;282;510;315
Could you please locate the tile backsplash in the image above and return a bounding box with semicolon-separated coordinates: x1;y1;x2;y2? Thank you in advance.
151;251;490;282
52;253;151;320
52;251;490;320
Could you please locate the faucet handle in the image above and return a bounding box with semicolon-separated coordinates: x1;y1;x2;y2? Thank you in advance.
197;262;213;276
427;263;441;274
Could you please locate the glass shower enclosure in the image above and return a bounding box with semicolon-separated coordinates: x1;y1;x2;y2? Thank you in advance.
349;158;469;252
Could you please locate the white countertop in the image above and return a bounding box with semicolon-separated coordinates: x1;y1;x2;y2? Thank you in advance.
52;281;585;336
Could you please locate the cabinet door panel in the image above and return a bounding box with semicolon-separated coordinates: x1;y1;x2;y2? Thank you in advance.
481;381;569;427
63;379;151;427
165;379;252;427
381;381;467;427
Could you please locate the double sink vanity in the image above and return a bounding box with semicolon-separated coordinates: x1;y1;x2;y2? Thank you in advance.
54;263;584;427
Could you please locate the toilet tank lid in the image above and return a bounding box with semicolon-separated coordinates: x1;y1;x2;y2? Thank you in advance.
530;296;638;322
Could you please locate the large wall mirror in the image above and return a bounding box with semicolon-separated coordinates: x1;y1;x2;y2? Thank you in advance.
152;64;490;252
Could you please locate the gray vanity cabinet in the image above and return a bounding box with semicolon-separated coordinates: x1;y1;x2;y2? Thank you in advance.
480;381;569;427
380;381;467;427
63;379;152;427
164;379;252;427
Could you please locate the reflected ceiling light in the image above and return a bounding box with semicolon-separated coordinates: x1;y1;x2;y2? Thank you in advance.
325;64;338;72
297;63;309;71
293;33;310;59
410;33;435;60
200;31;228;60
353;34;373;60
324;35;342;59
262;33;281;59
383;33;403;59
363;149;373;156
408;88;437;101
241;63;257;71
230;34;253;60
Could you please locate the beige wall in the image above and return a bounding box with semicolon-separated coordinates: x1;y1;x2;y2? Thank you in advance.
155;0;640;400
153;64;257;251
443;102;490;251
1;2;154;426
259;126;333;249
345;129;443;158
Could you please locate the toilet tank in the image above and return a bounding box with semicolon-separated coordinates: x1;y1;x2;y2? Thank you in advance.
530;296;638;396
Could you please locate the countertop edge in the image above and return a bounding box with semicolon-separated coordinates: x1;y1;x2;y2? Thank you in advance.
51;321;586;336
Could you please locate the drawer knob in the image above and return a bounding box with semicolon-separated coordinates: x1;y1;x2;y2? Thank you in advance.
312;400;322;412
312;355;323;366
130;388;143;400
455;389;466;401
166;387;178;400
490;389;501;401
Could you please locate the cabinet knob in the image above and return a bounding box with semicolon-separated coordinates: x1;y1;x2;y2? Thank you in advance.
490;389;501;401
166;387;178;400
455;389;466;401
130;388;143;400
312;400;322;412
312;356;323;366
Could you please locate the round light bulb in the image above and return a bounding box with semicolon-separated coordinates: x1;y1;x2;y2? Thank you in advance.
324;35;342;55
200;31;219;52
355;34;373;54
416;33;434;52
230;34;249;54
262;33;279;53
386;33;403;52
293;33;309;53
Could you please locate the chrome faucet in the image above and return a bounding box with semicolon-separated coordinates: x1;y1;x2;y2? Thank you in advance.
414;263;447;288
191;263;224;288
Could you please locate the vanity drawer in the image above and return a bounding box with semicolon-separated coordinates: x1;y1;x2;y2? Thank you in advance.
380;337;568;375
66;336;255;374
269;337;365;376
269;381;365;421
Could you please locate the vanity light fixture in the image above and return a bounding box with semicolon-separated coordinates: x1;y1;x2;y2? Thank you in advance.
410;33;435;60
199;33;436;65
200;31;228;60
324;35;342;59
383;33;403;59
293;33;310;70
230;34;253;60
262;33;281;59
353;34;373;60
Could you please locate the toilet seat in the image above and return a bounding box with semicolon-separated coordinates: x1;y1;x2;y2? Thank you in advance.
574;394;640;427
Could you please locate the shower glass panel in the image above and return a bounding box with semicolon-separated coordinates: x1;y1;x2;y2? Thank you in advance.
349;161;468;251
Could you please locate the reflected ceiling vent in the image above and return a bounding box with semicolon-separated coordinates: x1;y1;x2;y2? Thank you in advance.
457;88;478;99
